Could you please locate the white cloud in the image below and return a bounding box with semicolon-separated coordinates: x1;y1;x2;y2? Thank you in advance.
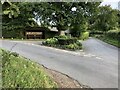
101;0;119;9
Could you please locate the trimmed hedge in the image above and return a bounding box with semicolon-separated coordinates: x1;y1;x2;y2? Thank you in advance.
54;35;77;45
58;38;77;45
43;38;58;45
42;35;82;51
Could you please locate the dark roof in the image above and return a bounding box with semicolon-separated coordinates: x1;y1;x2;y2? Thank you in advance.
25;27;50;31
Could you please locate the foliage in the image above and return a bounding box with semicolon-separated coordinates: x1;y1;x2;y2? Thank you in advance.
70;21;89;37
2;2;39;38
58;38;77;45
1;49;57;88
35;2;101;34
80;31;89;40
76;40;82;46
89;30;104;36
2;1;20;18
65;43;82;50
70;25;81;37
54;35;69;39
106;29;120;40
42;38;58;45
42;35;82;51
97;35;120;48
95;28;120;47
2;26;24;38
3;2;119;40
91;6;119;33
45;31;58;39
54;35;77;45
3;2;112;38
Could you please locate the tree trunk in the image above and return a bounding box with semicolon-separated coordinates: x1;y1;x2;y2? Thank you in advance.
58;30;65;35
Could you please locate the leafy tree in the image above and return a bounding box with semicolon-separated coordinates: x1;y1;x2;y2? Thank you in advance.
35;2;101;35
2;2;39;38
2;1;20;18
92;5;119;34
69;2;100;37
34;2;73;35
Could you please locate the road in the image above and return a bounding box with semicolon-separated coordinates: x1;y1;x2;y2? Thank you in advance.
0;38;118;88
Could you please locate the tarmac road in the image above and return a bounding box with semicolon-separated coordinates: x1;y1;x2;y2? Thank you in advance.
0;38;118;88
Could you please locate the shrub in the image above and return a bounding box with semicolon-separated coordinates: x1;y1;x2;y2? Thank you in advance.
58;38;77;45
76;40;82;46
45;31;58;39
81;32;89;40
54;35;70;39
106;29;120;40
42;35;82;50
90;31;104;35
54;35;77;45
42;38;58;45
66;43;82;50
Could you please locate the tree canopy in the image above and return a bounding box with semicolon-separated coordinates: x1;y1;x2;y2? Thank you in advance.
91;5;119;33
33;2;101;35
2;1;119;37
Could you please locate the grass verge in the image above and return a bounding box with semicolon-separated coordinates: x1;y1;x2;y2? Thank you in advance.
1;49;57;88
97;37;120;48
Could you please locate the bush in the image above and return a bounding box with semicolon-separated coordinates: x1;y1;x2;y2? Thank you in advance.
90;31;104;36
54;35;70;39
106;29;120;40
54;35;77;45
45;31;58;39
42;38;58;45
66;43;82;50
81;32;89;40
76;40;82;46
42;35;82;51
58;38;77;45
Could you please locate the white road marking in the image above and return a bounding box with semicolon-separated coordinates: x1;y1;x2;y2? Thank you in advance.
96;57;102;60
10;41;103;60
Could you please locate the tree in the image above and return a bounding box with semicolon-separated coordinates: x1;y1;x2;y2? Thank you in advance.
2;2;39;38
69;2;100;37
35;2;101;35
2;1;20;18
34;2;73;35
92;5;119;34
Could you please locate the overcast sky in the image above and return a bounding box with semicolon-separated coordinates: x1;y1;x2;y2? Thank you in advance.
101;0;120;9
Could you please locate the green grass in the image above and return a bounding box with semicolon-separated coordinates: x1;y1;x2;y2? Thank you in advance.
1;49;57;88
97;37;120;48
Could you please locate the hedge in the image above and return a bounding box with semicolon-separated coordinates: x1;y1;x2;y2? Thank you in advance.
106;30;120;40
42;35;82;51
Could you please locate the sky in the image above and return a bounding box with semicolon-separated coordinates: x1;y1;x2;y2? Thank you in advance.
101;0;120;9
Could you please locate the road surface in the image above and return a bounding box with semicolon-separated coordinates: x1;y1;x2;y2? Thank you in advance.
0;38;118;88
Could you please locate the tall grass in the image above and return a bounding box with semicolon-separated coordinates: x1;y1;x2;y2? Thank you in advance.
1;49;57;88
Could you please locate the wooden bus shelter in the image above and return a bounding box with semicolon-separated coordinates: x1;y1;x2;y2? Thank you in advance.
24;27;58;39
